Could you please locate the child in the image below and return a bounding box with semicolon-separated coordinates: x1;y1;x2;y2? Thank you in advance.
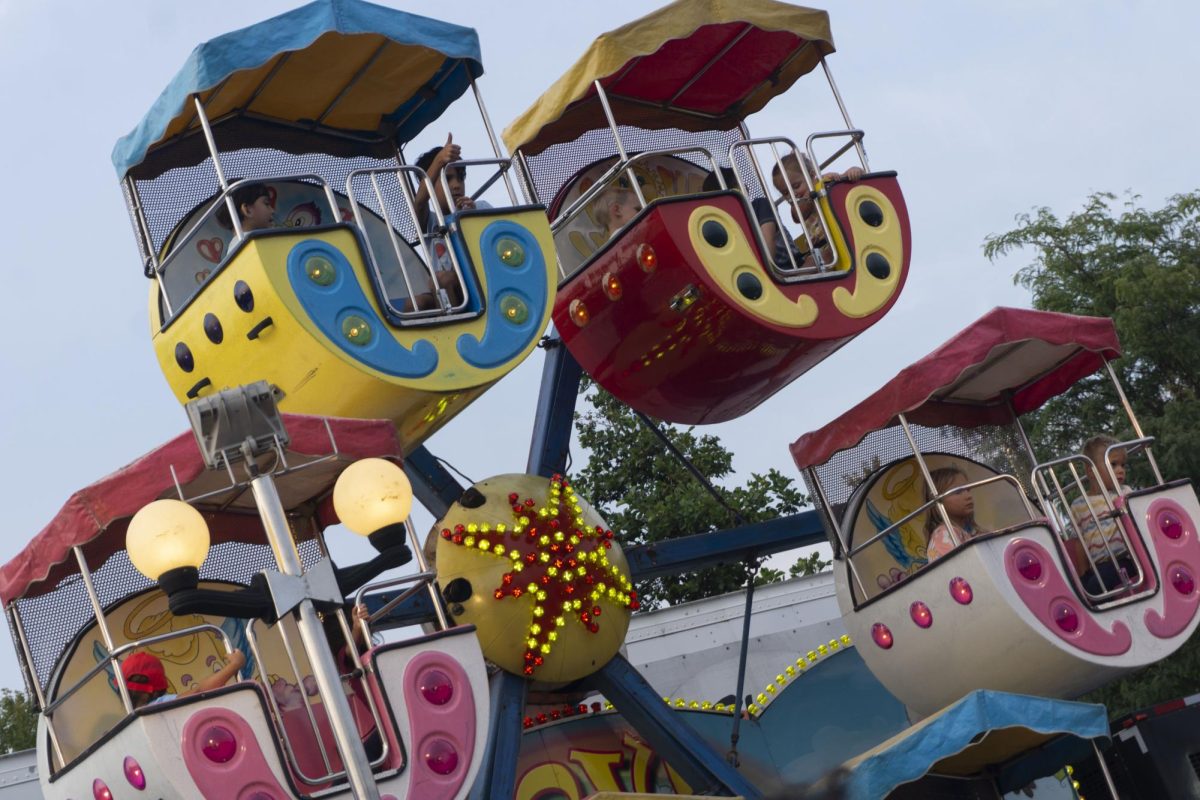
771;153;863;267
590;185;641;240
704;167;803;271
122;649;246;709
217;183;275;232
923;466;982;562
1069;434;1136;595
413;133;490;231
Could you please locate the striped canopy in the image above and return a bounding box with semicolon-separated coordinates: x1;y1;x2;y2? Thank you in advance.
113;0;483;180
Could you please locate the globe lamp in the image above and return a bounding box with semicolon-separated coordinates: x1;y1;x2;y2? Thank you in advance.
126;499;211;594
333;458;414;551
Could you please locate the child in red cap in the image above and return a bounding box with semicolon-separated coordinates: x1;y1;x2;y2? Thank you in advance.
122;649;246;709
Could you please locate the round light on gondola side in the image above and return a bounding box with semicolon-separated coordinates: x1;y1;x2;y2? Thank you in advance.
496;237;526;267
126;499;211;582
871;622;893;649
909;601;932;628
200;725;238;763
423;738;459;775
1159;510;1184;540
304;254;336;286
1053;602;1080;633
949;576;973;605
341;315;372;346
333;458;413;537
636;243;657;272
499;294;529;325
1169;564;1195;596
1015;549;1043;582
603;273;623;301
569;299;590;327
419;668;454;706
123;756;146;789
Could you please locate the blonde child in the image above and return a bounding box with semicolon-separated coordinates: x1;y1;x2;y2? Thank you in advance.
924;466;982;562
1069;434;1135;595
591;186;641;240
771;153;863;266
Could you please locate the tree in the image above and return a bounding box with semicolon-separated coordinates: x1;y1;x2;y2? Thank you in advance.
986;190;1200;715
572;386;821;609
0;689;37;754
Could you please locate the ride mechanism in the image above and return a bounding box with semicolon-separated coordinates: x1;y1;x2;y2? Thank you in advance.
4;0;1191;799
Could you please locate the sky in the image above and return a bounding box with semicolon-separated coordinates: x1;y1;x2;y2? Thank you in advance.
0;0;1198;697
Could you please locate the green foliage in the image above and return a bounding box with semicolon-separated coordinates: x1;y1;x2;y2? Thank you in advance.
987;190;1200;713
0;689;37;754
572;386;818;608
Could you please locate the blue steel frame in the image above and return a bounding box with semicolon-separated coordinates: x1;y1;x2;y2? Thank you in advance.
382;335;817;798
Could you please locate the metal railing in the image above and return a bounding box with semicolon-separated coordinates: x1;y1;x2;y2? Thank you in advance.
1032;438;1155;604
44;624;235;770
156;174;340;319
847;474;1037;602
550;146;721;281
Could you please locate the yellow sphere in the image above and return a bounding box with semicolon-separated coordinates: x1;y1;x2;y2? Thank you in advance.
333;458;412;536
126;499;211;581
429;473;633;685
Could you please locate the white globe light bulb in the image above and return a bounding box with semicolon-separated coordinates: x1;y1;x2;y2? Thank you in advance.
333;458;414;537
126;499;211;581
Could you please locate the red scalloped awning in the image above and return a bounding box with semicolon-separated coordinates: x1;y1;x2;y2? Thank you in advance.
791;308;1121;470
1;415;404;604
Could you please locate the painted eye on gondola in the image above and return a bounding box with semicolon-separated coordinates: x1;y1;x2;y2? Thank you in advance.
233;280;254;312
174;342;194;373
203;313;223;344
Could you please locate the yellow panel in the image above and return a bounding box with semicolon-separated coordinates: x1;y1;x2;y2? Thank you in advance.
832;185;905;319
689;205;818;328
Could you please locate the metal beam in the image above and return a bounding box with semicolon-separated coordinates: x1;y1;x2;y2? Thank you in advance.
526;336;584;477
403;445;465;518
468;669;528;800
588;654;761;798
623;510;827;581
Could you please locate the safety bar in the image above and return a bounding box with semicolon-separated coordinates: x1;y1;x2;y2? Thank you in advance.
157;174;340;318
848;473;1036;559
1031;437;1154;603
550;146;721;280
45;623;235;717
353;570;438;645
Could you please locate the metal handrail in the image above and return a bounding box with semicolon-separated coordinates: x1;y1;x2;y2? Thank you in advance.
353;570;438;644
346;165;476;323
157;173;340;315
848;473;1036;559
45;623;234;716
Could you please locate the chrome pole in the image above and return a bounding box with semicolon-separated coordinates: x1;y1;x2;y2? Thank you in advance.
250;474;381;800
404;517;449;630
819;58;869;169
1007;400;1040;473
73;547;134;715
8;606;64;768
1104;359;1164;483
193;95;243;240
1092;740;1121;799
470;78;518;205
807;469;869;600
593;79;646;207
896;414;957;546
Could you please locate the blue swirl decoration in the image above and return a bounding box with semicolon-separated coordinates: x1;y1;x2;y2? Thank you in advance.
286;240;437;378
866;498;927;570
455;220;549;369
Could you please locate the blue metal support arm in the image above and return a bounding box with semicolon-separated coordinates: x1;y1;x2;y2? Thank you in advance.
403;445;464;518
623;510;827;580
526;334;584;477
468;669;528;800
588;653;762;798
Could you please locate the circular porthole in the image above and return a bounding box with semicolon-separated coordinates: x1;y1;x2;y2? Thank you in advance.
735;272;763;300
858;200;884;227
865;253;891;280
701;220;729;248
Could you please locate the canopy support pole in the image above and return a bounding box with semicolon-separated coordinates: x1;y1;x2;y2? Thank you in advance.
807;468;870;600
897;414;958;546
192;95;243;241
470;78;518;205
819;58;869;170
593;79;647;208
8;604;64;768
1007;398;1041;471
1104;358;1164;484
1092;739;1121;799
73;547;135;716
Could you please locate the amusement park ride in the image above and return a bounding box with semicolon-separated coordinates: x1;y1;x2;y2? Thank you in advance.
3;1;1197;799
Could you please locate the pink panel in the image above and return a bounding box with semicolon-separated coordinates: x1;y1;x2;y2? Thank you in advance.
403;651;477;800
278;702;340;785
1142;498;1200;639
1004;538;1132;656
181;707;292;800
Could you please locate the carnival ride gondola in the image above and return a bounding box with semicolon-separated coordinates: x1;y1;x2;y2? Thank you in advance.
0;412;489;799
113;0;557;452
503;0;910;424
792;307;1200;719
